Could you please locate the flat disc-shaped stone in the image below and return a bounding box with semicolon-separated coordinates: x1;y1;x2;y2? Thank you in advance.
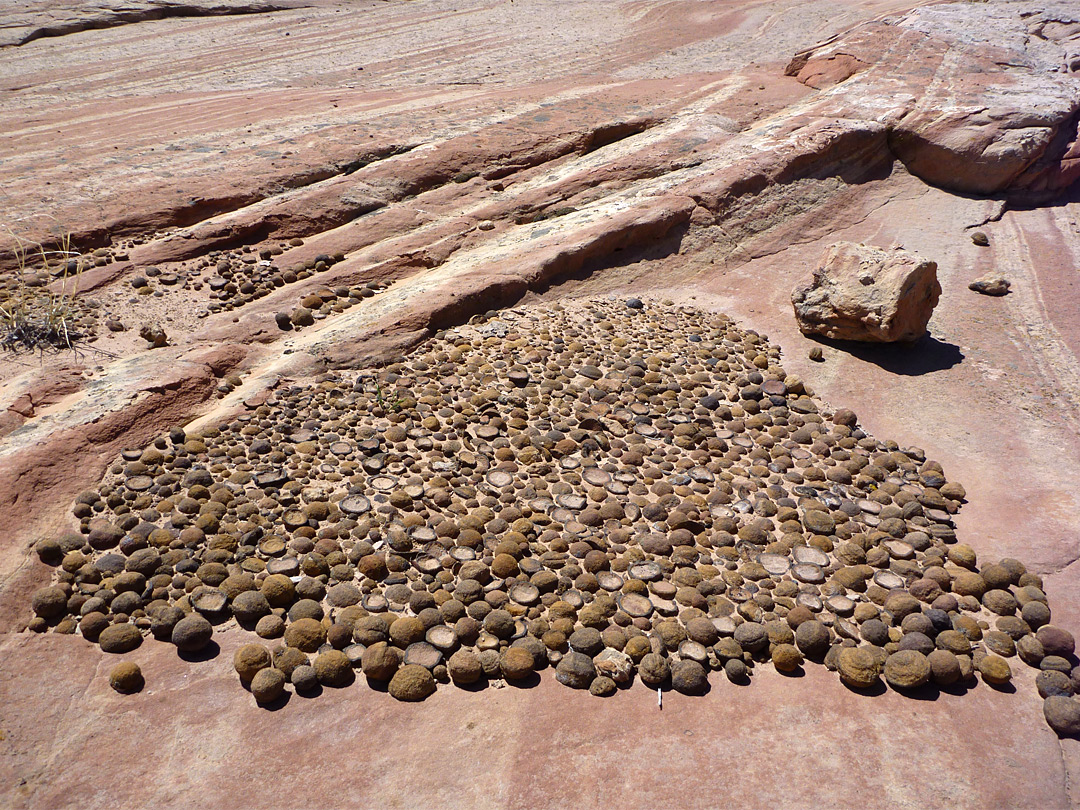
582;467;611;486
282;510;308;530
689;467;714;483
679;641;709;663
628;561;662;581
256;469;289;488
126;475;153;492
414;556;442;575
792;546;829;567
404;642;443;670
486;470;514;489
792;563;825;584
758;554;790;575
266;557;299;577
827;595;856;616
597;571;623;592
873;570;906;590
557;493;587;510
509;583;540;606
796;592;823;611
362;594;388;612
619;593;653;618
410;526;436;543
425;624;458;652
339;494;371;515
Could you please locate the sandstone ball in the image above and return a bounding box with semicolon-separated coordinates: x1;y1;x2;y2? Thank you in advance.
250;667;286;704
670;659;708;694
1044;696;1080;737
501;647;535;681
389;664;437;701
448;649;484;685
837;647;880;689
284;617;327;652
233;643;272;683
171;615;212;652
99;623;143;654
884;650;931;690
109;661;144;694
314;650;354;687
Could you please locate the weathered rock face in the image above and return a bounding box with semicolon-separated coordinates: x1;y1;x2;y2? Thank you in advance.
787;0;1080;197
1;0;1080;808
791;242;941;342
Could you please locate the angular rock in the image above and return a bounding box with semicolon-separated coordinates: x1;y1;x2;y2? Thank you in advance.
791;242;941;343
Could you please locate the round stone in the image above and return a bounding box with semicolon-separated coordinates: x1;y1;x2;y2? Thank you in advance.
31;586;69;620
556;651;596;689
589;675;617;697
501;647;535;680
1037;670;1075;699
982;589;1017;616
448;649;483;685
772;643;803;673
291;664;319;692
638;653;670;687
1037;626;1076;658
99;623;142;654
1044;696;1080;737
256;614;286;639
109;662;144;694
231;590;271;624
884;650;931;690
250;667;286;704
361;642;402;681
977;655;1012;686
568;627;604;657
233;643;272;683
927;649;961;686
389;664;437;701
670;660;708;694
795;620;831;659
171;615;212;652
734;621;768;653
837;647;880;689
284;617;327;652
314;650;354;687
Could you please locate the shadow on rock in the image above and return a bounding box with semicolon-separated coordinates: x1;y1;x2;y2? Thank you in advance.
295;682;324;699
178;640;220;663
813;332;963;376
505;672;541;689
891;682;940;702
259;691;292;712
453;676;489;693
840;678;888;697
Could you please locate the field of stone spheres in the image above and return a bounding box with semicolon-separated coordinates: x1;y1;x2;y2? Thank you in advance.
1;1;1079;808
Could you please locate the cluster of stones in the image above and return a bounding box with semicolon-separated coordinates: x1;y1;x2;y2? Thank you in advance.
276;279;391;332
25;298;1078;732
118;238;375;323
193;244;347;318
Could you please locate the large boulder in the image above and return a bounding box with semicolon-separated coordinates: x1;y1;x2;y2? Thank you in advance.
791;242;941;343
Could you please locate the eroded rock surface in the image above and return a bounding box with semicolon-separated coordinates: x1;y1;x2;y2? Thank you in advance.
1;0;1079;808
788;0;1080;196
